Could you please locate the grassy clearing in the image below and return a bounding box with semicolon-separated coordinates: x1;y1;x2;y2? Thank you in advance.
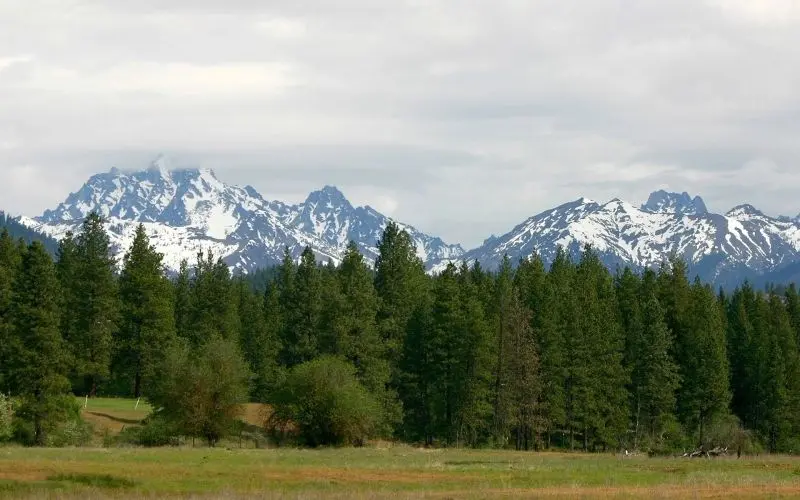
1;446;799;499
77;397;153;440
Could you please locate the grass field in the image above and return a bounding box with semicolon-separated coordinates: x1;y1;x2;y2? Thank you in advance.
0;398;797;498
2;447;800;499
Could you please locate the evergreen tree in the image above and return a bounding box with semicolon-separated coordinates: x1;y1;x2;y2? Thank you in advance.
569;247;628;451
506;290;541;450
374;223;428;379
680;279;730;443
0;230;21;392
173;259;191;340
7;242;70;445
490;255;515;446
70;213;118;396
281;247;322;365
236;278;281;402
329;243;393;410
116;225;177;398
187;251;239;346
634;292;680;448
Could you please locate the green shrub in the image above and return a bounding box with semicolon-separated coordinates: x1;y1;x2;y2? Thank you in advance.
0;394;12;441
148;337;251;447
116;416;179;447
12;395;87;447
270;356;384;447
702;414;763;455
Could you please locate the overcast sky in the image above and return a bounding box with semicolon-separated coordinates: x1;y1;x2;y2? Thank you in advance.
3;1;800;247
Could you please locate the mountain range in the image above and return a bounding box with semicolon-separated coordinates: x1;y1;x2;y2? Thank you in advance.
17;157;464;273
14;158;800;287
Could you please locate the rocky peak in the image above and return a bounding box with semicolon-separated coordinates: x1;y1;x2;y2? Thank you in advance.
641;190;708;215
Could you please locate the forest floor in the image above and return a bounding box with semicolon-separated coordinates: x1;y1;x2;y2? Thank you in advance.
0;399;798;498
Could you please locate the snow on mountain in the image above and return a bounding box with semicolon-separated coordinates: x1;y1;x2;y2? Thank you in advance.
18;159;800;287
436;191;800;287
20;158;464;273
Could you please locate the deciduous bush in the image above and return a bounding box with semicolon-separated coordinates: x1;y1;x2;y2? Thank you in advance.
270;356;384;447
148;336;251;446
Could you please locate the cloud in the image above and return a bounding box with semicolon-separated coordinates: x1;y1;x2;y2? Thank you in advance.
2;0;800;247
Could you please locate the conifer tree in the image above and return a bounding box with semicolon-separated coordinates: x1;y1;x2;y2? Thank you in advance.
505;290;541;450
635;292;680;447
680;279;730;443
329;243;391;400
173;259;191;340
374;223;428;377
0;230;20;392
70;213;118;396
116;225;177;398
188;251;239;346
453;262;493;447
7;242;70;445
236;278;281;402
490;255;515;445
281;247;322;365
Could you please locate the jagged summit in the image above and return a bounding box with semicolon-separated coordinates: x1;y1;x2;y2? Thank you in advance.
726;204;765;218
304;185;351;208
24;161;464;273
641;190;708;215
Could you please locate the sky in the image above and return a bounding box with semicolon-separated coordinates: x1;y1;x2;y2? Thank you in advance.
3;0;800;248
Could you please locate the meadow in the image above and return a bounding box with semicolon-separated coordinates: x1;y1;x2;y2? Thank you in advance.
0;399;799;499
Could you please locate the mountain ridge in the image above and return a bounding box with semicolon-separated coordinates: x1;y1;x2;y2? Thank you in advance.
16;158;800;287
20;159;464;273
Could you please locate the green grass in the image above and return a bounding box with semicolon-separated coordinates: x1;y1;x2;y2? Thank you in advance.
75;397;153;415
1;446;800;498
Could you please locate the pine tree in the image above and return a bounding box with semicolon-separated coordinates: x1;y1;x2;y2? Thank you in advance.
374;223;428;378
237;278;281;402
187;251;239;346
569;247;628;451
7;242;70;445
506;290;541;450
453;262;493;447
681;279;730;444
330;243;390;393
490;255;515;446
635;292;680;447
537;249;573;447
116;225;177;398
0;230;21;392
618;268;680;449
281;247;322;365
173;259;191;340
70;213;118;396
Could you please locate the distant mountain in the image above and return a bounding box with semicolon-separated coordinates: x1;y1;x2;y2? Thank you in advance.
0;212;59;255
19;156;464;273
16;156;800;287
439;192;800;288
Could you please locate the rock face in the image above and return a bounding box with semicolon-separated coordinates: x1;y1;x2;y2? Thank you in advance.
438;192;800;288
20;157;464;273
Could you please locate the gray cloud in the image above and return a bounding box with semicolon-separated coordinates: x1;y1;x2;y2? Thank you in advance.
3;0;800;247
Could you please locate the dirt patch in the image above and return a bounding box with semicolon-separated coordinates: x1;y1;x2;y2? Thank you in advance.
0;470;50;482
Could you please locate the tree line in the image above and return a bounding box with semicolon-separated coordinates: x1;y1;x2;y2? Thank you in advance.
2;213;800;452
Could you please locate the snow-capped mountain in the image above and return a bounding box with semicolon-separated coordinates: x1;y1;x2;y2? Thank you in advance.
20;157;464;273
17;157;800;287
444;192;800;287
